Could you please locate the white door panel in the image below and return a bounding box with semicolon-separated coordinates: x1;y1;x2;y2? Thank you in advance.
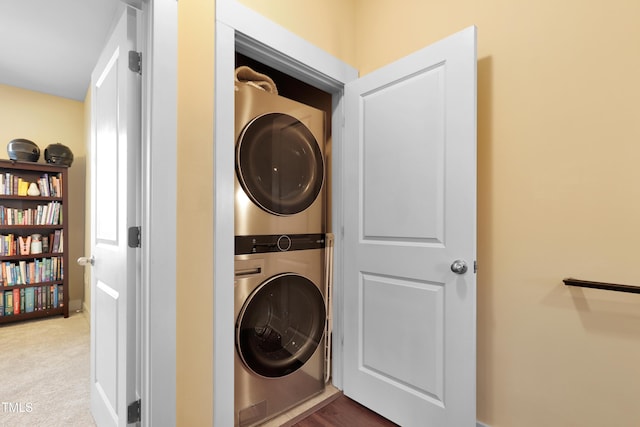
94;280;119;416
344;26;476;426
361;274;445;400
89;6;141;426
362;62;445;242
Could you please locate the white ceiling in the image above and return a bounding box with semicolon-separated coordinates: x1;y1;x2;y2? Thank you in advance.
0;0;120;101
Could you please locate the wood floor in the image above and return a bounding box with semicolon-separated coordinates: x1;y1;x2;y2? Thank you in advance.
291;394;398;427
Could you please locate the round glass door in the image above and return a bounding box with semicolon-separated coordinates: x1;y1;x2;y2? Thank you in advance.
236;273;326;378
236;113;324;216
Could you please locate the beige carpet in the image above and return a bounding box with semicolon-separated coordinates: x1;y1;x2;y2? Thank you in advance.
0;312;95;427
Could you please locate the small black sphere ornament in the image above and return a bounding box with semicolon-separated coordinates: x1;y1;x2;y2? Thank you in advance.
44;143;74;166
7;138;40;162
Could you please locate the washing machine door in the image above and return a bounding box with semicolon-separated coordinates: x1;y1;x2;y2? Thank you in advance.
236;113;324;216
236;273;326;378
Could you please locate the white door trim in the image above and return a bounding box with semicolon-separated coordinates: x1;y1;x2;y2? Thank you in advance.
213;20;236;427
216;1;357;89
139;0;177;425
214;1;357;424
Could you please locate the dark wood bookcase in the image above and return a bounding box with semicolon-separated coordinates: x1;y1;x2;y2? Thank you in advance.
0;159;69;323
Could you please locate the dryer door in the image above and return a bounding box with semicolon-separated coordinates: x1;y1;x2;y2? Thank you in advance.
236;113;324;215
236;273;326;378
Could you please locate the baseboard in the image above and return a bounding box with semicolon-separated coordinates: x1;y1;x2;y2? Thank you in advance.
477;421;491;427
82;301;90;317
69;298;82;312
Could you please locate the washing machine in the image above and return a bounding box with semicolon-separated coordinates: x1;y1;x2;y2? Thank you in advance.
234;233;327;427
235;83;326;236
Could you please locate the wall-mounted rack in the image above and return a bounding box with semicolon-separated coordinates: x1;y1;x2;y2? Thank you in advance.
563;278;640;295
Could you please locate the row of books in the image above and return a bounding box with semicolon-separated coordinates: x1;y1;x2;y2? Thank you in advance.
1;285;63;316
0;230;64;256
36;174;63;198
0;173;63;197
0;201;62;226
0;257;64;286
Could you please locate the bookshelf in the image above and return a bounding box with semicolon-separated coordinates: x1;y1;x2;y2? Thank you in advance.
0;159;69;322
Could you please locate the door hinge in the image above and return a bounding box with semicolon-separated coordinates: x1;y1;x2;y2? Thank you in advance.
128;226;141;248
128;51;142;74
128;399;141;423
474;260;478;273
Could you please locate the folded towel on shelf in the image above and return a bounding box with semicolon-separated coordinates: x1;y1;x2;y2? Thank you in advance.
234;66;278;94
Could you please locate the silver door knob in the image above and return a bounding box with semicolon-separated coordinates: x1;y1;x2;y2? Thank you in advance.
450;259;468;274
77;256;95;266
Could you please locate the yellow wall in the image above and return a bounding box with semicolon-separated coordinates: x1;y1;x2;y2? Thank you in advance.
83;90;91;313
237;0;357;67
0;84;86;311
176;0;215;425
177;0;640;425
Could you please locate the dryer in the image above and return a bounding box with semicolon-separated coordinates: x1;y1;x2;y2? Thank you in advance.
234;234;327;427
235;83;326;236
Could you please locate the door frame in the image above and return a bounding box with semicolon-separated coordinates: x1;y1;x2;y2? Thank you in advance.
138;0;177;425
215;1;357;424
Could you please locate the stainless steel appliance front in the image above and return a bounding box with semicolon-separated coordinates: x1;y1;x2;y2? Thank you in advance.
234;235;327;426
235;83;326;236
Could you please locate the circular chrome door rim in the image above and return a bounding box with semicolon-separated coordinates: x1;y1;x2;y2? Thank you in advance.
235;272;326;378
236;112;324;216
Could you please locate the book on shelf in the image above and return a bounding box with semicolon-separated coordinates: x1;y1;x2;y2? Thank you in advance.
18;260;27;285
0;232;66;258
12;288;19;314
0;172;62;198
51;230;63;253
0;202;62;226
17;180;29;196
3;261;13;286
4;290;12;315
39;174;50;197
0;284;62;316
29;262;36;284
0;257;63;286
51;176;61;197
25;287;34;313
0;233;15;256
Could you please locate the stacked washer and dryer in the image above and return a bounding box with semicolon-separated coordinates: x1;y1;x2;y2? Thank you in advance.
234;78;329;426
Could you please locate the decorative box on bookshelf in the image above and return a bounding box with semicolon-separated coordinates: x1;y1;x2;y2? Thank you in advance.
0;159;69;323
